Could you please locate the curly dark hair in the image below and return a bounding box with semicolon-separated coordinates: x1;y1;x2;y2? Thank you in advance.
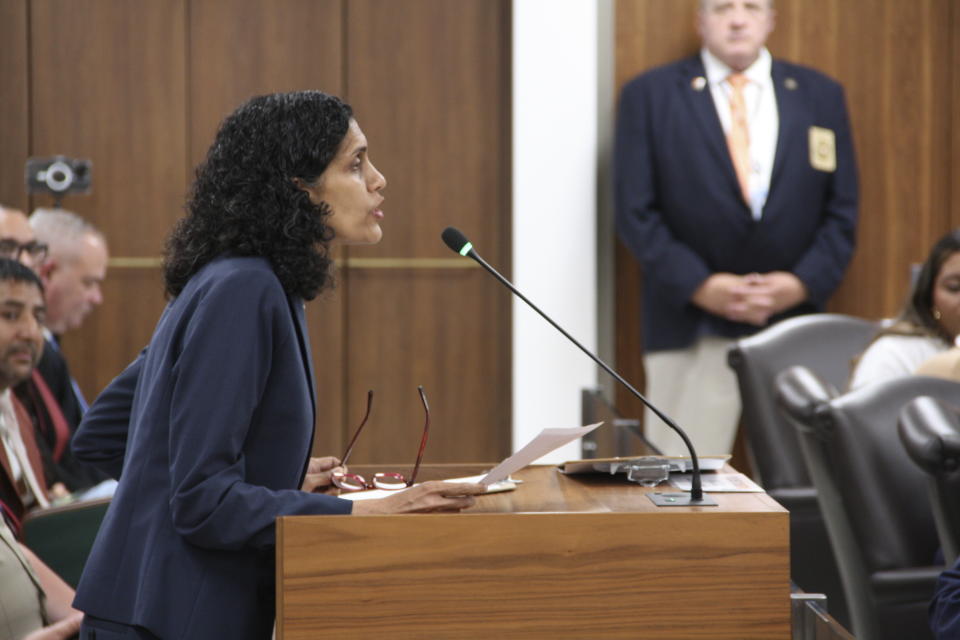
163;91;353;300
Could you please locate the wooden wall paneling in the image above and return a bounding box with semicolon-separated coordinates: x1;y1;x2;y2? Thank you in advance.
0;0;29;212
614;0;699;89
345;0;510;259
66;270;168;395
187;0;344;168
344;0;511;464
953;0;960;228
30;0;188;397
341;269;510;466
188;0;346;456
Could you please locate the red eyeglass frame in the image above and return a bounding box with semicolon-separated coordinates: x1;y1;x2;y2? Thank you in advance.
332;385;430;492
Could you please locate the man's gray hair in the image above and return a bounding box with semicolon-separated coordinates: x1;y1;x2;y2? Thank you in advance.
30;208;105;257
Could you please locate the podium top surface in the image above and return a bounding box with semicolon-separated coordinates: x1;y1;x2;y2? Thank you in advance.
336;463;785;516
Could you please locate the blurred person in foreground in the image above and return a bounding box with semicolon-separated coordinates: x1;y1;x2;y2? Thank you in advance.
71;91;487;640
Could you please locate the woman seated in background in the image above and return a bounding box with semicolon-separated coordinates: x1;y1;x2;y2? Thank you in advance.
849;229;960;390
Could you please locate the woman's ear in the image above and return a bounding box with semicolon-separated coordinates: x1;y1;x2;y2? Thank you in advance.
292;176;321;204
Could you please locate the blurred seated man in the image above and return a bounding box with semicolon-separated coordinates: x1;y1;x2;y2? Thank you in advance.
0;257;55;521
30;208;108;428
0;207;102;497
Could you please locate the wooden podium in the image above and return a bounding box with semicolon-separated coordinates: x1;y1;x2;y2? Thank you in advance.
276;463;790;639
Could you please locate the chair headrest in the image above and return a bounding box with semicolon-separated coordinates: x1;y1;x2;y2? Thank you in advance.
899;395;960;474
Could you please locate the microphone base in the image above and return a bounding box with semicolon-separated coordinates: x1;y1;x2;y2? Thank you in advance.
647;492;718;507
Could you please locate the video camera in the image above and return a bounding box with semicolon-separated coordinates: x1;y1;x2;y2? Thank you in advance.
25;156;92;205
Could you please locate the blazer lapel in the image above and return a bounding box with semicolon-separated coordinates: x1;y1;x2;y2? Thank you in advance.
768;61;802;202
289;298;317;425
677;56;743;200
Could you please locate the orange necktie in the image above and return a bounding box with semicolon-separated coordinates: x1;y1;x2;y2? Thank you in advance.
726;73;751;204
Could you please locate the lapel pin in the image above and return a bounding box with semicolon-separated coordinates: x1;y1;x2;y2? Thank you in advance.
691;76;706;91
784;77;798;90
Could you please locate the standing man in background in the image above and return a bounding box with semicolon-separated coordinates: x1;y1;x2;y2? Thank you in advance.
615;0;858;456
30;208;108;429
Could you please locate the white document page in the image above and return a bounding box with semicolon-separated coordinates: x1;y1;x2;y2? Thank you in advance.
480;422;603;486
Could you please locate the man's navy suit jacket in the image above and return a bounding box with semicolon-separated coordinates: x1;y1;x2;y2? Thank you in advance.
615;54;858;352
72;257;352;640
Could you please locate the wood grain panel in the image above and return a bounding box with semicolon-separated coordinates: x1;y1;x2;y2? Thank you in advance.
954;0;960;228
614;0;955;415
188;0;346;455
30;0;187;254
0;0;29;211
29;0;188;397
345;0;511;261
278;465;790;639
340;268;510;465
187;0;343;167
615;0;699;89
342;0;511;464
304;281;345;457
59;268;167;400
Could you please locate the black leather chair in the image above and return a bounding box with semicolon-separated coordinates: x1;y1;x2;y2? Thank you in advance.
728;313;875;625
899;395;960;565
728;313;876;489
778;366;960;640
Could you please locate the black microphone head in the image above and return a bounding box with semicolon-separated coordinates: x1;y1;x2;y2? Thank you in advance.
441;227;473;256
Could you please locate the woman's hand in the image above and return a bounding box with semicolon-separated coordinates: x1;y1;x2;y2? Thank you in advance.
350;481;487;515
301;456;344;494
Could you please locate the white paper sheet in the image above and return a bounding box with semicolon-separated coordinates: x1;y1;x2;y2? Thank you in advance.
480;422;603;485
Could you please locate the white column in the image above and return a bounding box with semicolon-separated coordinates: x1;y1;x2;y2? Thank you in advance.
512;0;609;461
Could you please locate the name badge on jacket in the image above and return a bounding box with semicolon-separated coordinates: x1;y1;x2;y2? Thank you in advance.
809;126;836;172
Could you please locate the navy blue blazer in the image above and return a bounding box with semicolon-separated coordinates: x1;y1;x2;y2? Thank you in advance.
931;556;960;638
615;54;858;352
72;257;352;640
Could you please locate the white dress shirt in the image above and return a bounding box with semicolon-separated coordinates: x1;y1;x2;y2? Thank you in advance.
702;47;779;220
0;388;48;509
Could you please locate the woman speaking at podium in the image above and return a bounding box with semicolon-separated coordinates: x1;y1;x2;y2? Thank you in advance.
70;91;485;640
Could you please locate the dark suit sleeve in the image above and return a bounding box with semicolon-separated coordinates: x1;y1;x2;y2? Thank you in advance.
788;82;858;305
614;77;713;308
72;350;144;479
165;270;350;551
931;558;960;638
36;342;84;431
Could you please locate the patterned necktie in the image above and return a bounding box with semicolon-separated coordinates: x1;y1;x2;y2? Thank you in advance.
726;73;751;204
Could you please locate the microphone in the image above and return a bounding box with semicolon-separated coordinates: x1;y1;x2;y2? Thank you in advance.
441;226;715;506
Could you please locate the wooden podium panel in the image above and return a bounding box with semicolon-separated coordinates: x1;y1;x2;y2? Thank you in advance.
277;465;790;639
